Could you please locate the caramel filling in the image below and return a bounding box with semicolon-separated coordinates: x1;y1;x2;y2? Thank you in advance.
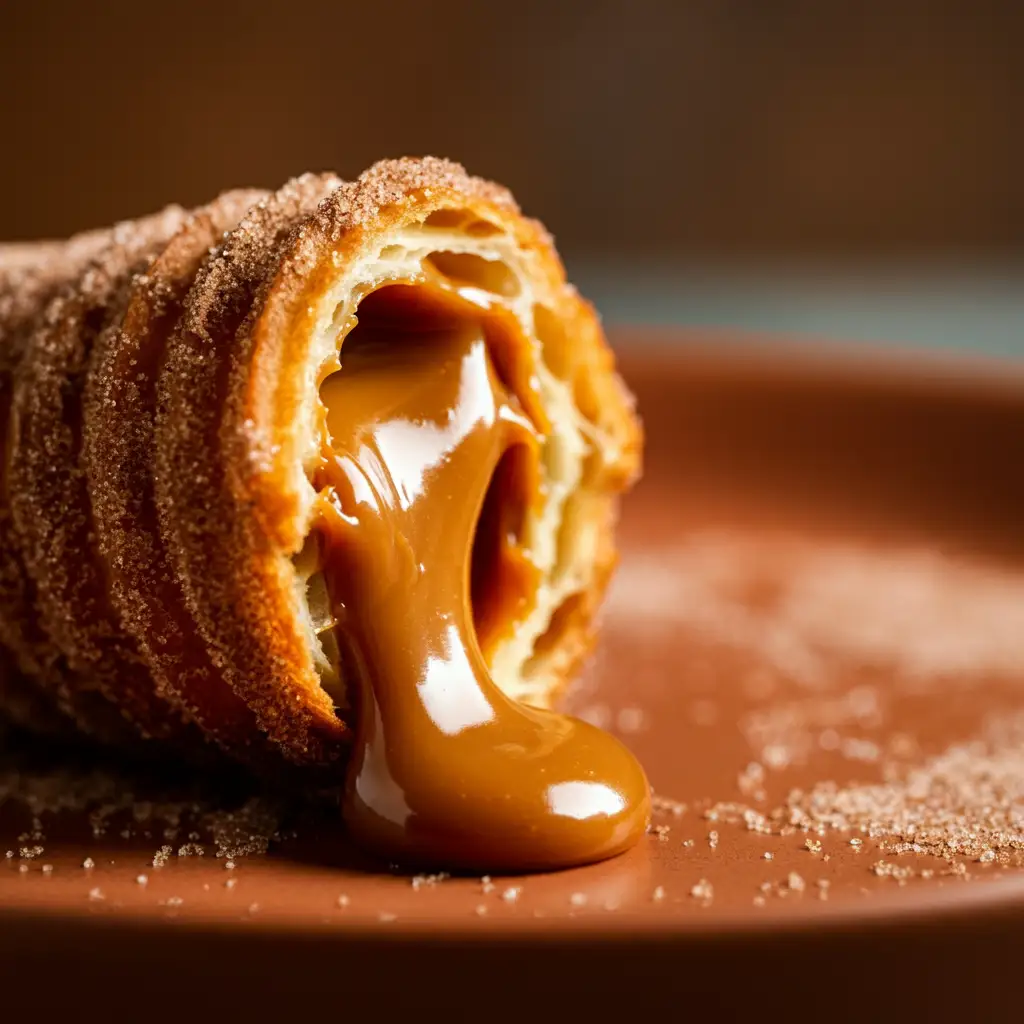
314;283;649;872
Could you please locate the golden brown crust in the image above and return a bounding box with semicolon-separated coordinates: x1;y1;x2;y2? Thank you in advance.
9;206;191;738
0;157;641;775
83;190;274;760
154;174;345;766
0;228;140;740
0;230;109;682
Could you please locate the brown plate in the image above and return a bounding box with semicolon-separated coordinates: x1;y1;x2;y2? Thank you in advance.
3;330;1024;1019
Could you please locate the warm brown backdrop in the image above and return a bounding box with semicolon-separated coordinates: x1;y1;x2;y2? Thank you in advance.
2;0;1021;259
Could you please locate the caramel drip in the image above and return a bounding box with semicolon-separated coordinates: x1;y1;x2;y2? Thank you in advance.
316;287;649;872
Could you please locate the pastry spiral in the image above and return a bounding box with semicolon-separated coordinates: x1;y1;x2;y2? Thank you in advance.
0;158;641;774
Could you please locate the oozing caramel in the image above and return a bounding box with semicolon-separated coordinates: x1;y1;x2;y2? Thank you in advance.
315;283;650;872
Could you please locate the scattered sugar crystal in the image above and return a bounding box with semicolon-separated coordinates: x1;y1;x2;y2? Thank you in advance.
136;875;148;886
788;872;806;891
411;872;449;890
82;857;95;870
88;887;105;901
690;879;714;901
501;887;521;903
569;892;588;907
651;886;666;902
651;794;687;817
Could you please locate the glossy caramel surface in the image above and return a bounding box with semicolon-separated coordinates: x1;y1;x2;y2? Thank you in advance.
314;290;650;871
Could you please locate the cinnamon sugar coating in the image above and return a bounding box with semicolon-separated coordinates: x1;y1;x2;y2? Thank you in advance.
0;158;640;773
83;190;275;762
155;173;344;766
10;207;190;740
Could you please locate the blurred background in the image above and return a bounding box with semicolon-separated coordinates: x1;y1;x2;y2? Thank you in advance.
2;0;1021;355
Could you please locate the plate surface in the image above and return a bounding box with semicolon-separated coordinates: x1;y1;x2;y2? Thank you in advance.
3;331;1024;1017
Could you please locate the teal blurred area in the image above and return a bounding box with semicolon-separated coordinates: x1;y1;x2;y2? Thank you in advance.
572;262;1024;358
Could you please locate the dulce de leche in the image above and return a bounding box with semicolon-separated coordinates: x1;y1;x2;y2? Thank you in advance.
314;283;650;872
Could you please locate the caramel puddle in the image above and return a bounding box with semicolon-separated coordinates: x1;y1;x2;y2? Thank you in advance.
315;285;649;872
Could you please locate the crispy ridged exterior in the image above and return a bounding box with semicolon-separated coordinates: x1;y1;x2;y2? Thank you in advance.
0;230;123;737
0;157;641;774
10;208;193;739
83;191;276;761
154;174;345;766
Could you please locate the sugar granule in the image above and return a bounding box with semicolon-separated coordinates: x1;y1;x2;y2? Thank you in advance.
411;872;449;890
651;794;687;817
336;894;349;907
690;879;713;902
88;887;105;901
136;874;148;886
82;857;95;870
652;885;666;902
501;886;521;903
569;892;588;907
